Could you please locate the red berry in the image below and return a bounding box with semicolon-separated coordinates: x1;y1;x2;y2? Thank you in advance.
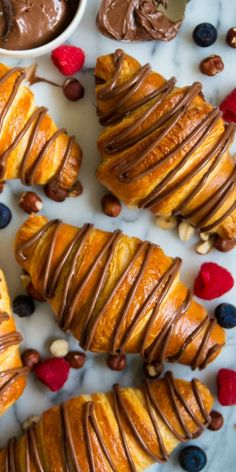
220;88;236;123
217;368;236;406
51;45;85;76
194;262;234;300
34;358;70;392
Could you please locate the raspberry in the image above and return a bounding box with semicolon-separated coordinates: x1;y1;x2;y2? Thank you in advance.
219;88;236;123
217;368;236;406
193;262;234;300
35;358;70;392
51;45;85;76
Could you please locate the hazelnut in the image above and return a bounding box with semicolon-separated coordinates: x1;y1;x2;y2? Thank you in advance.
214;235;236;252
107;352;126;371
65;351;86;369
69;180;83;198
22;348;41;371
207;410;224;431
22;415;40;431
50;339;69;358
27;282;45;302
178;222;195;241
195;239;213;255
0;181;5;193
20;274;31;289
19;191;43;214
226;27;236;48
101;194;122;217
63;78;85;101
44;180;68;202
143;361;164;379
155;215;177;230
199;55;224;76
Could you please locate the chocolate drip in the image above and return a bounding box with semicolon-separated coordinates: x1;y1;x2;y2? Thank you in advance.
0;367;28;396
5;373;210;471
16;219;221;370
97;50;236;234
0;305;27;401
0;331;22;354
0;67;75;189
0;312;9;324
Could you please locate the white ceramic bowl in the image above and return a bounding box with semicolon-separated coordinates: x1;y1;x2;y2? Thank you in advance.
0;0;87;58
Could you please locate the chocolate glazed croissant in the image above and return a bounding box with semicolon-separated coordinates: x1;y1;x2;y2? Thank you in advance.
0;268;28;416
0;372;214;471
0;64;82;201
95;50;236;247
15;215;225;373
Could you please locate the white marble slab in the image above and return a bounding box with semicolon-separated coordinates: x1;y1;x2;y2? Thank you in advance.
0;0;236;470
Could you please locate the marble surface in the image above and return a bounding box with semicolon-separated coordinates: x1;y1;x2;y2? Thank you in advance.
0;0;236;470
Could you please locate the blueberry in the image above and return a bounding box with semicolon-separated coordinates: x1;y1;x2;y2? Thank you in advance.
193;23;217;47
215;303;236;329
179;446;207;472
0;203;12;229
13;295;35;317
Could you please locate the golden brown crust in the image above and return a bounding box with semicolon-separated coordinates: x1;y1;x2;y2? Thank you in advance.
0;268;27;417
0;64;82;194
0;374;214;471
15;215;225;370
95;51;236;240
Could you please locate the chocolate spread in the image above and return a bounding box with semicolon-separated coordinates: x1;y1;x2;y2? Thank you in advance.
97;0;184;42
0;0;79;50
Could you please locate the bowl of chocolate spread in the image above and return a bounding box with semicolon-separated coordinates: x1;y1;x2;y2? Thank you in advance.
0;0;87;57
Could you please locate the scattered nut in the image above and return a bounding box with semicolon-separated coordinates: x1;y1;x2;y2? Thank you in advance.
200;232;210;241
199;55;224;76
63;78;85;101
0;181;5;193
65;351;86;369
226;27;236;48
22;415;40;431
19;191;43;214
208;410;224;431
214;235;236;252
101;194;122;217
178;222;195;241
195;239;213;255
20;274;31;289
155;215;177;230
44;180;68;202
50;339;69;357
107;352;126;371
27;282;45;302
143;361;164;379
22;348;41;371
69;180;83;198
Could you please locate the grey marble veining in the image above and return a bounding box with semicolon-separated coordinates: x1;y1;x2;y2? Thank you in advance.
0;0;236;470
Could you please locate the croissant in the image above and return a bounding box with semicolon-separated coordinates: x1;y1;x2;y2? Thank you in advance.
15;214;225;373
0;268;27;416
0;63;82;201
95;50;236;246
0;372;214;471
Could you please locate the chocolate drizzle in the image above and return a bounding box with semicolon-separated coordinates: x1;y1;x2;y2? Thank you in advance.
5;372;211;471
0;67;76;191
16;218;222;370
97;50;236;235
0;308;27;401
